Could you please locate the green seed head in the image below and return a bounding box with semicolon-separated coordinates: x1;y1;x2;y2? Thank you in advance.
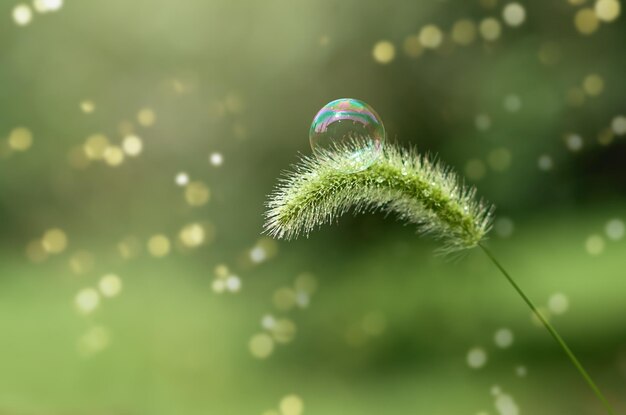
265;143;494;253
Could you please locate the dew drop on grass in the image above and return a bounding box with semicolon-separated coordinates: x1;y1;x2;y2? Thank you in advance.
309;98;385;173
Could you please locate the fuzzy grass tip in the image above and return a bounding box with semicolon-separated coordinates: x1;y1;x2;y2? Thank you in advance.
264;143;494;253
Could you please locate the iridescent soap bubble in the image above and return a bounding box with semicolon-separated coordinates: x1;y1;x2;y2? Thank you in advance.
309;98;385;173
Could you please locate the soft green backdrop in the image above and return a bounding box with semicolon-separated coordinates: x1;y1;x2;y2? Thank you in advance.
1;0;625;414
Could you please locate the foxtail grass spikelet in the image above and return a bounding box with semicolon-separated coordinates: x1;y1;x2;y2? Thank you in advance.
265;142;493;253
264;141;616;414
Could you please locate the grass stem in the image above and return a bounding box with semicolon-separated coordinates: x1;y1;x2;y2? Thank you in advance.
479;243;616;415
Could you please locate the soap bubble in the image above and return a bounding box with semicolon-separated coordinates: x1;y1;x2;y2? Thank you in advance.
309;98;385;173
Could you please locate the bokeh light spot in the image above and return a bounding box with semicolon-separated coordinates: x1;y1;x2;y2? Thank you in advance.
33;0;63;13
69;251;95;275
147;234;171;257
12;4;33;26
209;152;223;166
597;128;614;146
185;181;211;206
99;274;122;298
582;73;604;96
467;347;488;369
42;228;68;254
273;287;297;311
75;288;100;315
565;133;584;152
419;25;443;49
537;154;553;171
137;108;156;127
26;239;48;263
8;127;33;151
122;135;143;156
279;395;304;415
495;217;515;238
479;18;502;41
465;159;487;181
605;218;625;240
249;333;274;359
80;100;95;114
272;319;297;343
77;326;110;357
84;134;110;160
548;292;570;315
104;146;125;166
503;94;522;112
179;223;206;248
175;172;189;186
402;35;423;58
502;3;526;27
475;114;492;131
451;19;477;45
610;115;626;135
488;148;512;171
372;41;396;64
575;8;599;35
494;328;514;348
595;0;621;21
585;234;605;255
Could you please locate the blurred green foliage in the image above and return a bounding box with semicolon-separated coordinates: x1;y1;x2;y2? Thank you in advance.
0;0;625;414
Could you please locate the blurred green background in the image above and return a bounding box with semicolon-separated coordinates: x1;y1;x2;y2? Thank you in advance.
1;0;625;414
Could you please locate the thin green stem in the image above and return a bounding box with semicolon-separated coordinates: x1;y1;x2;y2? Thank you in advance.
479;243;616;415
